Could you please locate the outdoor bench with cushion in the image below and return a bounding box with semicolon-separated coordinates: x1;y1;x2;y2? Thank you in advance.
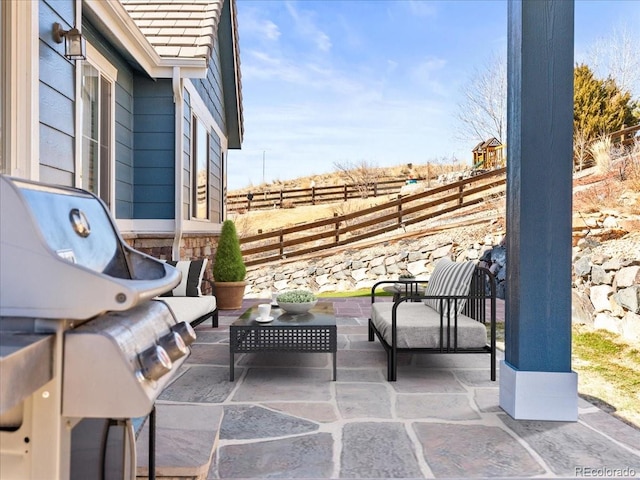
156;259;218;328
369;258;496;381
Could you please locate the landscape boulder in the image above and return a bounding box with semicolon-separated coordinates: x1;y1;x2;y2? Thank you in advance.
614;266;640;289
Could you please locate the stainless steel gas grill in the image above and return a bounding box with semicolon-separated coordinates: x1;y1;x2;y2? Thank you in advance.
0;175;195;479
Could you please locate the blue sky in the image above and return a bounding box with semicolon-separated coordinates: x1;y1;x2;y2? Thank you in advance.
227;0;640;190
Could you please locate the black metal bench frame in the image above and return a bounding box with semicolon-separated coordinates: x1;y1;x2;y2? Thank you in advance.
369;266;497;381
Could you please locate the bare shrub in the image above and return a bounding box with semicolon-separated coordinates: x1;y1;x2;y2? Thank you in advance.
232;213;255;237
281;199;295;209
333;160;380;198
589;137;613;174
573;130;591;171
574;177;626;213
617;138;640;189
331;202;357;220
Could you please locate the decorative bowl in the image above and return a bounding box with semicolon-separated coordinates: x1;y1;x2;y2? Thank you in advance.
277;300;317;314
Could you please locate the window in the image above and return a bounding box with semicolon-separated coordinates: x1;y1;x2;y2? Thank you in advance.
192;116;209;219
81;63;112;206
184;79;225;225
81;45;115;207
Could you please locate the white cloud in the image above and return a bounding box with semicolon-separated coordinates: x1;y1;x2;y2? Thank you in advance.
406;0;438;18
242;48;374;99
409;56;449;96
237;8;281;42
285;1;332;52
262;20;281;41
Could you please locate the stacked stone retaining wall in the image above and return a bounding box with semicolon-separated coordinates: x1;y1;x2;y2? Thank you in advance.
572;236;640;343
245;226;639;344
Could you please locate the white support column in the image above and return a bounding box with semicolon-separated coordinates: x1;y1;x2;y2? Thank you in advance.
172;67;184;260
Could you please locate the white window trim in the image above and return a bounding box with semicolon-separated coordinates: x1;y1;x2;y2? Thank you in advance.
117;219;176;235
182;79;227;232
76;42;117;213
2;1;38;179
184;79;226;144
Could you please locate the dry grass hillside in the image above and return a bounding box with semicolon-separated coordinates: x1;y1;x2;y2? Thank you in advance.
231;161;465;197
229;143;640;240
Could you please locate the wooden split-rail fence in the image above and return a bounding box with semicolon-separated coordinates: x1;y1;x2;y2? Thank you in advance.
239;168;506;267
227;177;416;213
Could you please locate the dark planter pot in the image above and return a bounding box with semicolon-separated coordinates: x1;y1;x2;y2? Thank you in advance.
214;281;247;310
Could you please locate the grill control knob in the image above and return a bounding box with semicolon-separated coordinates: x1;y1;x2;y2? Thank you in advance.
138;345;172;381
160;331;189;361
171;322;197;347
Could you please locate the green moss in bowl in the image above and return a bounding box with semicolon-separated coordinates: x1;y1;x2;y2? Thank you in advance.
276;290;318;314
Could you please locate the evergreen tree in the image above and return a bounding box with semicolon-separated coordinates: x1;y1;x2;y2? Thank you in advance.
574;64;637;142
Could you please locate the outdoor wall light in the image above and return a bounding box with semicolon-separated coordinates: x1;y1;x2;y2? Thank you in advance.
52;22;86;61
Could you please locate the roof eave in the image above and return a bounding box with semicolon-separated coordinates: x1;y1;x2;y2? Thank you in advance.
219;0;244;148
83;0;208;79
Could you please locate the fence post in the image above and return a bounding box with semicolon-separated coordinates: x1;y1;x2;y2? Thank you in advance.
344;185;348;201
312;185;316;205
374;183;378;197
458;184;464;205
279;230;284;257
279;190;284;208
334;212;340;244
397;202;403;227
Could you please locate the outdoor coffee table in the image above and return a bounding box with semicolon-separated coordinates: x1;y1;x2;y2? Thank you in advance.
229;301;337;381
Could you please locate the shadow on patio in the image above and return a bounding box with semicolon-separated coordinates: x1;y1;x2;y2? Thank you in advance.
137;297;640;479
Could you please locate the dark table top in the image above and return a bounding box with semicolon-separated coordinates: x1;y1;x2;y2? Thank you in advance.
231;301;336;328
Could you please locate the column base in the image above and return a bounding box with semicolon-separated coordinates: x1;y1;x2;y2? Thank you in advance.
499;360;578;421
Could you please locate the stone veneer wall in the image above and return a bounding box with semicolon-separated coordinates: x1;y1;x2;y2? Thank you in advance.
123;234;218;295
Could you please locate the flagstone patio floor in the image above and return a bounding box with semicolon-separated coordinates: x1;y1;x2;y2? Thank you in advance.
141;297;640;479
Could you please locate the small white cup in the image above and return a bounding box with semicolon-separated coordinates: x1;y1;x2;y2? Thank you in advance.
257;303;271;319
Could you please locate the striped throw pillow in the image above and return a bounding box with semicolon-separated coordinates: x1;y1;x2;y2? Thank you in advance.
423;258;476;314
162;259;208;297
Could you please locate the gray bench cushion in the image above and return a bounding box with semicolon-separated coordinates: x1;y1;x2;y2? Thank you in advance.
371;302;487;349
158;296;216;325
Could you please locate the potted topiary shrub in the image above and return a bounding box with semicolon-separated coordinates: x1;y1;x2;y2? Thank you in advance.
212;219;247;310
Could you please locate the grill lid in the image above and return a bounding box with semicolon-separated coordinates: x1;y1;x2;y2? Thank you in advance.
0;175;181;319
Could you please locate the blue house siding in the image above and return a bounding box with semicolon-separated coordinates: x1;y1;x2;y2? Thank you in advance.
115;79;134;219
193;42;226;136
82;22;136;219
132;76;175;219
39;0;76;186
